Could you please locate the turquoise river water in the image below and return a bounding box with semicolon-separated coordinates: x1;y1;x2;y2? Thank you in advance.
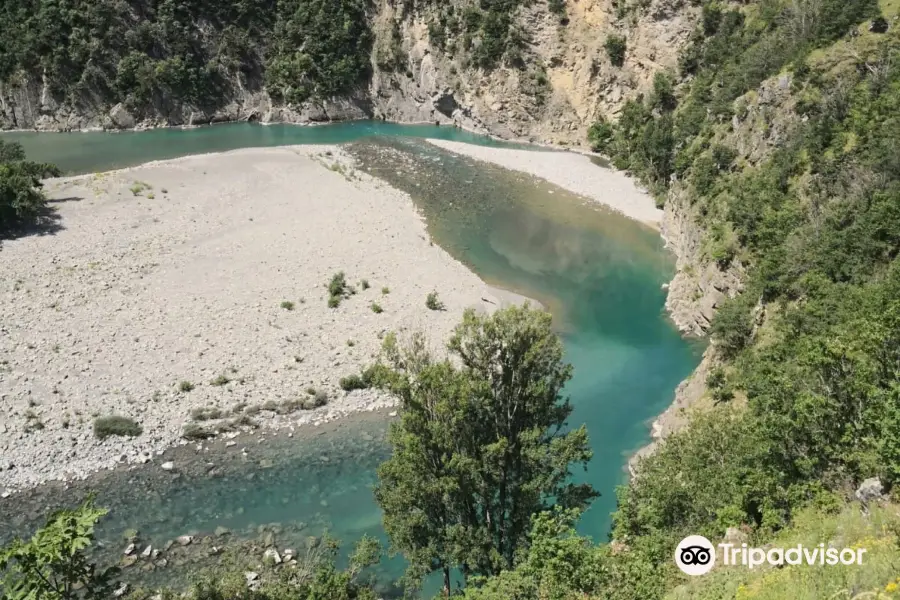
0;122;703;594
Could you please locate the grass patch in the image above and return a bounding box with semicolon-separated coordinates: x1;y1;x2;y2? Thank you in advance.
381;286;390;295
129;181;152;196
361;279;370;290
209;374;231;387
280;300;295;311
178;380;195;393
371;302;383;314
94;415;142;440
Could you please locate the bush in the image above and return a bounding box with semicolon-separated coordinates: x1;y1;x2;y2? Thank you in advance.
371;302;384;313
382;286;390;294
280;300;295;311
327;271;348;298
426;291;445;311
191;407;224;421
328;295;341;308
93;416;142;440
340;374;369;391
361;279;370;290
182;422;214;441
179;380;195;392
587;119;615;152
0;141;60;232
209;374;231;386
604;34;627;67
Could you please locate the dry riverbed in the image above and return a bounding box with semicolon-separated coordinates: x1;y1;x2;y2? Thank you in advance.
0;145;519;494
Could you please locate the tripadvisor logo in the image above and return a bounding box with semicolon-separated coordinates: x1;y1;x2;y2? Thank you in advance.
675;535;868;576
675;535;716;576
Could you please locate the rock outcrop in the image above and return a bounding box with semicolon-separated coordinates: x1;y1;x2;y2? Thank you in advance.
0;0;699;140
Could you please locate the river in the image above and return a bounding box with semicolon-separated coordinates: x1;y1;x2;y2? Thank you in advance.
0;122;703;595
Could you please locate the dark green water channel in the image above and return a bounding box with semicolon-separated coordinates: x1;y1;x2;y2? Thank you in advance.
0;122;703;594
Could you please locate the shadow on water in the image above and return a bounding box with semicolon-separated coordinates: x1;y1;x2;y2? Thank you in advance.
0;131;703;595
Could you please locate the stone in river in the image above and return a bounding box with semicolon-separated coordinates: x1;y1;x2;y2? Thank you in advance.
141;545;152;558
176;535;194;546
123;543;135;556
215;526;231;537
120;555;138;568
161;461;175;471
263;548;282;565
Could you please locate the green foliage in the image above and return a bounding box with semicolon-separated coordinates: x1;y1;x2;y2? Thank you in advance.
179;380;196;392
326;271;352;307
587;118;615;153
425;290;444;311
0;141;60;232
0;0;373;118
280;300;295;311
182;422;215;440
373;306;596;593
92;415;142;440
605;34;627;67
461;508;602;600
370;302;383;314
0;499;120;600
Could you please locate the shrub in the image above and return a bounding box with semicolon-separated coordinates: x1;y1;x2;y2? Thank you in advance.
314;390;328;406
340;374;368;391
587;119;615;152
209;374;231;386
426;291;445;311
381;286;390;295
604;34;627;67
327;271;348;298
280;300;295;311
93;416;142;440
182;423;214;441
361;279;370;290
0;141;60;232
178;380;195;392
191;407;224;421
328;295;341;309
371;302;384;313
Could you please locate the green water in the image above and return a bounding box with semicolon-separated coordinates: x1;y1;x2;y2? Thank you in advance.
2;121;536;175
0;122;702;593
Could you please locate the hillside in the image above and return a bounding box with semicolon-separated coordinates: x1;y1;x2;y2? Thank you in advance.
2;0;900;598
0;0;696;143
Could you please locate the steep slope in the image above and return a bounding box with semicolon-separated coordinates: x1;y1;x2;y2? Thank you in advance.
0;0;697;141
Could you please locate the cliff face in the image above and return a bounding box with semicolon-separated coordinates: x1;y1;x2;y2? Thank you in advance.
0;0;697;141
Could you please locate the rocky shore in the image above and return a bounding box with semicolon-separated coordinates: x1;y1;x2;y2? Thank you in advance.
0;145;521;494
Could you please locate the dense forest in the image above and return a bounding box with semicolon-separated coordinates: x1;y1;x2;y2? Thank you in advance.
3;0;900;598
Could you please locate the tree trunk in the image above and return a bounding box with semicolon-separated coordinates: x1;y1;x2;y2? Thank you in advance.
443;566;451;597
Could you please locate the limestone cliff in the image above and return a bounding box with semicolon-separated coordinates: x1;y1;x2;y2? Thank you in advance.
0;0;697;141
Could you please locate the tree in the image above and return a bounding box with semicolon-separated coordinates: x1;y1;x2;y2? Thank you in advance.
0;499;120;600
374;305;597;595
604;34;627;67
0;140;60;232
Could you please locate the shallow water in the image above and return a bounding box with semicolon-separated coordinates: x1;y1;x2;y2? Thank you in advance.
0;122;703;594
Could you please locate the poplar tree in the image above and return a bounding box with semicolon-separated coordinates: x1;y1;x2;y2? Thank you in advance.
374;305;597;595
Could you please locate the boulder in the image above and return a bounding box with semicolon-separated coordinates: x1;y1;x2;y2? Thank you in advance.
176;535;194;546
855;477;884;503
108;104;135;129
263;548;282;565
161;461;175;471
